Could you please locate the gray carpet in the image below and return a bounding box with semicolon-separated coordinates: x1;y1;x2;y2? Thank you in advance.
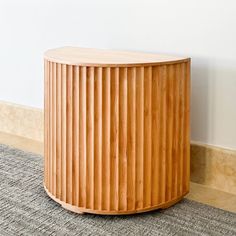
0;144;236;236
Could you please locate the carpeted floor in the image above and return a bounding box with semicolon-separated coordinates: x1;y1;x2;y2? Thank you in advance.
0;144;236;236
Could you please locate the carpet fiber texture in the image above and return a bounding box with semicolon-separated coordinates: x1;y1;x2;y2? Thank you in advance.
0;143;236;236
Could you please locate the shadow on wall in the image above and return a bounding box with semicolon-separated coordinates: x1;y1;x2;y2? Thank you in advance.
189;57;236;192
190;57;210;183
191;57;212;143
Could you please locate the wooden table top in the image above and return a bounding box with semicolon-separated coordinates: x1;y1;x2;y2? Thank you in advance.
44;47;190;67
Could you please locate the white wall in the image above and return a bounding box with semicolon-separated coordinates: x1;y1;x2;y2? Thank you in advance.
0;0;236;149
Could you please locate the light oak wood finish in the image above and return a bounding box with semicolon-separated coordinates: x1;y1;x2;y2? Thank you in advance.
44;47;191;215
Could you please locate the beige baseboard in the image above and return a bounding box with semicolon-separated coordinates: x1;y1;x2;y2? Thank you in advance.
0;101;43;142
0;101;235;195
190;143;236;195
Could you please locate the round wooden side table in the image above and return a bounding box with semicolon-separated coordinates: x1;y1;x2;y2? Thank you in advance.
44;47;190;215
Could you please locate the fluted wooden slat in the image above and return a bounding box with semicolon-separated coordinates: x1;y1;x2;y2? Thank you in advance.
57;64;62;200
127;67;136;211
52;62;57;197
143;66;152;208
186;62;190;191
182;62;187;195
184;62;191;193
179;63;185;196
178;63;183;198
102;67;111;210
73;65;79;205
135;67;144;210
171;65;176;200
47;60;50;190
79;67;86;207
44;60;48;188
49;61;53;193
173;64;180;199
66;65;73;204
151;66;160;205
119;67;128;211
94;67;102;210
56;63;62;200
166;65;174;202
61;64;67;202
110;68;119;211
86;67;94;209
44;53;190;215
160;65;167;203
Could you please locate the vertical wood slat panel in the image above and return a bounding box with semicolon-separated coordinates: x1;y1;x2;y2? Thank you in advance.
44;60;190;214
166;65;174;201
135;67;144;209
172;64;180;198
44;60;48;187
49;61;53;193
73;66;79;205
173;64;180;199
79;66;87;207
127;67;136;211
94;67;102;210
176;64;181;197
118;67;128;211
143;66;152;208
52;62;57;196
171;65;177;199
110;68;119;211
47;61;50;190
102;67;111;210
66;65;73;204
61;64;67;202
86;67;95;209
179;63;185;196
56;63;62;199
151;66;161;205
160;65;167;203
187;62;191;192
184;62;190;193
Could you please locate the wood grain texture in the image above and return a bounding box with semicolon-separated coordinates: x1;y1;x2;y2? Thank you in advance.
45;47;190;67
44;48;190;215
